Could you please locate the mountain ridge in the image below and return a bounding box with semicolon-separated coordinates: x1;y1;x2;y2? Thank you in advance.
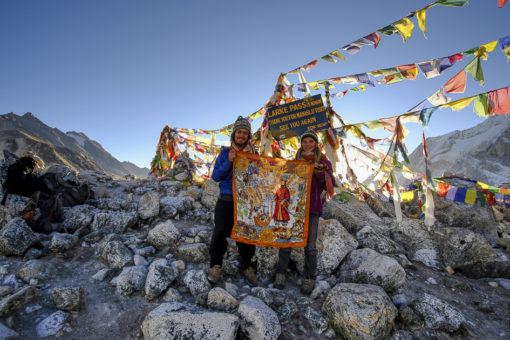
0;112;148;178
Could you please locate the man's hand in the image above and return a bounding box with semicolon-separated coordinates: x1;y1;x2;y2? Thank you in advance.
228;149;236;162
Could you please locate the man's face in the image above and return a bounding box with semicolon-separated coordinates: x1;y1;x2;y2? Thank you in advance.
234;128;250;145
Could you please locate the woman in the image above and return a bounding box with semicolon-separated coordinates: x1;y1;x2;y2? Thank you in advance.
274;130;335;294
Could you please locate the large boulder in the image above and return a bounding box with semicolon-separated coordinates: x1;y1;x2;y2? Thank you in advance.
290;219;358;276
183;270;211;297
49;233;79;253
35;310;69;338
147;220;180;250
90;211;138;234
94;234;133;269
62;204;96;233
322;283;397;340
434;196;498;245
339;248;406;292
201;179;219;209
323;198;385;234
207;287;239;312
412;293;465;332
433;227;510;278
144;259;178;300
0;286;38;317
238;296;281;340
138;191;160;220
141;302;239;340
356;225;405;255
390;218;439;269
0;218;37;256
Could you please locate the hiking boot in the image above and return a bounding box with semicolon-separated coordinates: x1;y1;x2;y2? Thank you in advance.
243;267;259;286
208;265;222;284
301;278;315;295
274;273;286;289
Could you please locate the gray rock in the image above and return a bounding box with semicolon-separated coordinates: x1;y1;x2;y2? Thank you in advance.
433;227;509;278
434;196;499;245
323;198;384;234
94;234;133;269
310;280;331;299
141;302;239;340
207;287;238;312
144;259;178;300
255;247;279;280
322;283;397;340
357;225;405;255
390;219;439;268
23;248;42;260
160;181;185;197
339;248;406;292
162;288;182;302
147;221;180;250
201;179;219;209
303;306;328;335
182;186;202;200
134;246;156;257
17;260;56;283
133;254;149;266
35;310;69;338
412;293;465;332
160;196;194;214
277;300;298;324
238;296;281;340
0;218;37;256
49;233;79;253
177;243;208;263
50;287;84;311
183;270;211;297
115;266;148;296
495;278;510;290
0;321;18;340
62;204;96;233
251;287;273;307
224;282;238;297
90;211;138;234
138;191;160;219
91;268;112;282
0;286;38;317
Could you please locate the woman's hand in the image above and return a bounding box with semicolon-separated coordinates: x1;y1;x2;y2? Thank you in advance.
228;149;236;162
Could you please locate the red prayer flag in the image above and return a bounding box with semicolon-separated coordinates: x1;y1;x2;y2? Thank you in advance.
488;87;510;114
364;32;382;48
443;70;467;93
499;0;508;8
436;182;450;197
448;52;464;64
398;64;418;80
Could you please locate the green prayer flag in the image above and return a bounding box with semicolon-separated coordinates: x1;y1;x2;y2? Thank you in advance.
476;191;486;207
321;54;337;63
435;0;468;6
463;46;478;56
465;57;484;86
473;93;489;117
386;72;404;84
378;25;398;36
364;120;384;130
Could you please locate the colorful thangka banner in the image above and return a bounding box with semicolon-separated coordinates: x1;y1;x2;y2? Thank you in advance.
231;152;313;247
267;94;329;140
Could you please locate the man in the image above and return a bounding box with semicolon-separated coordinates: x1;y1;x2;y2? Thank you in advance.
208;116;259;286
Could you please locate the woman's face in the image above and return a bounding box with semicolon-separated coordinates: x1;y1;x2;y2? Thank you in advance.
301;137;316;153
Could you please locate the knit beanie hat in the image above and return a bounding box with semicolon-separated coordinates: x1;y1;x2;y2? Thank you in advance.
300;130;318;144
232;116;251;134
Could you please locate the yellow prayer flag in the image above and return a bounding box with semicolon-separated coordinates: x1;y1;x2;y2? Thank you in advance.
308;81;319;90
476;181;489;190
443;96;475;111
416;9;427;36
368;70;384;77
344;124;364;138
401;191;414;203
330;50;346;60
475;40;498;60
465;190;477;204
393;17;414;42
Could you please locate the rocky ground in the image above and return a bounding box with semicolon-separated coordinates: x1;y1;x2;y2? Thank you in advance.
0;167;509;339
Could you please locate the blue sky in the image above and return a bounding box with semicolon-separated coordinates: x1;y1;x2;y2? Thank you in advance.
1;0;508;168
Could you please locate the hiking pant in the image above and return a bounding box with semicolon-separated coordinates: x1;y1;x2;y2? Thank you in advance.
276;214;320;279
209;196;256;270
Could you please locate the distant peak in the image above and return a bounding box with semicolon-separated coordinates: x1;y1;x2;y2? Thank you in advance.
22;112;36;118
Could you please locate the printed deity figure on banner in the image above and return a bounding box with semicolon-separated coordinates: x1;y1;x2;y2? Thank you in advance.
232;151;313;247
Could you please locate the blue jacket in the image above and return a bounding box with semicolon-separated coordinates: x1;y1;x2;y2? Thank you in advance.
212;147;233;195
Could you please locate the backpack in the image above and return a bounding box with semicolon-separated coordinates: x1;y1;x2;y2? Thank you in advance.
38;172;92;206
1;155;38;205
21;191;64;234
